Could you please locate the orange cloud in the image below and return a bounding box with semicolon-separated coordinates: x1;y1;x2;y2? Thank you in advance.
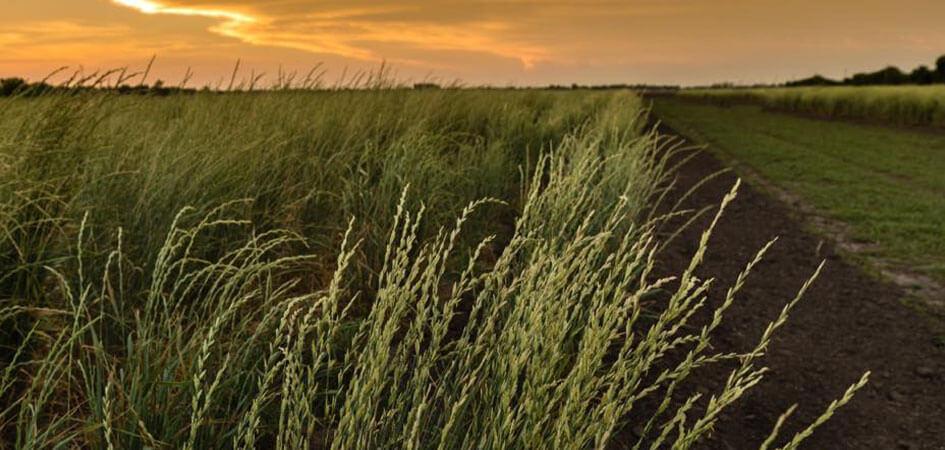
0;21;136;61
108;0;549;68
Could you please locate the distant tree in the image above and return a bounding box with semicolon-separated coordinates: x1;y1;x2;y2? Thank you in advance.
880;66;908;84
935;55;945;82
412;82;441;90
785;75;840;87
0;78;27;96
846;66;908;85
910;65;935;85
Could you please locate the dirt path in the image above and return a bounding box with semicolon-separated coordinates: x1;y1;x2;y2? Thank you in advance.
655;131;945;449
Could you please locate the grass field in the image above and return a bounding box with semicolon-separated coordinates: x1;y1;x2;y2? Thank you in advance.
679;85;945;129
653;97;945;284
0;88;860;449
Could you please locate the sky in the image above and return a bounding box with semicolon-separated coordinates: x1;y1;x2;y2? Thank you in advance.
2;0;944;87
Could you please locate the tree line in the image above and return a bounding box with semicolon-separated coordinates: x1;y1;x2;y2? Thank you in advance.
787;54;945;87
0;77;196;97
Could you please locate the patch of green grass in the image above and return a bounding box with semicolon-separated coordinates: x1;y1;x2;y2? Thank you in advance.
653;98;945;281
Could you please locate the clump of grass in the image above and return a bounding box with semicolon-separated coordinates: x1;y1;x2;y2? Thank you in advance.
0;87;865;448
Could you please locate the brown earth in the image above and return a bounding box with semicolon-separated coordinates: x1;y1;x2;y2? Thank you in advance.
652;128;945;449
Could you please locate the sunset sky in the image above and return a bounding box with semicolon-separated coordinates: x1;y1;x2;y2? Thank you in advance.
2;0;944;87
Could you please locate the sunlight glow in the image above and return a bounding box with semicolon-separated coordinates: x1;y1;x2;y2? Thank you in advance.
111;0;256;24
109;1;391;62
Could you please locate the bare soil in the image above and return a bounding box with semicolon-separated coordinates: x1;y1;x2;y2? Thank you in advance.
653;130;945;449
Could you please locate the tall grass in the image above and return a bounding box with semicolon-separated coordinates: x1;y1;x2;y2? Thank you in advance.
679;85;945;128
0;87;864;448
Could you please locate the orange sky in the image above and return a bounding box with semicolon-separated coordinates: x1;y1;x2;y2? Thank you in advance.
2;0;944;86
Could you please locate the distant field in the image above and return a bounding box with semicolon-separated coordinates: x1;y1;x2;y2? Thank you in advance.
679;85;945;128
653;97;945;283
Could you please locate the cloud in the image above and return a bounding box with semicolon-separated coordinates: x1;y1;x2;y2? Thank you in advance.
106;1;702;70
0;21;138;61
108;1;562;68
1;21;130;44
